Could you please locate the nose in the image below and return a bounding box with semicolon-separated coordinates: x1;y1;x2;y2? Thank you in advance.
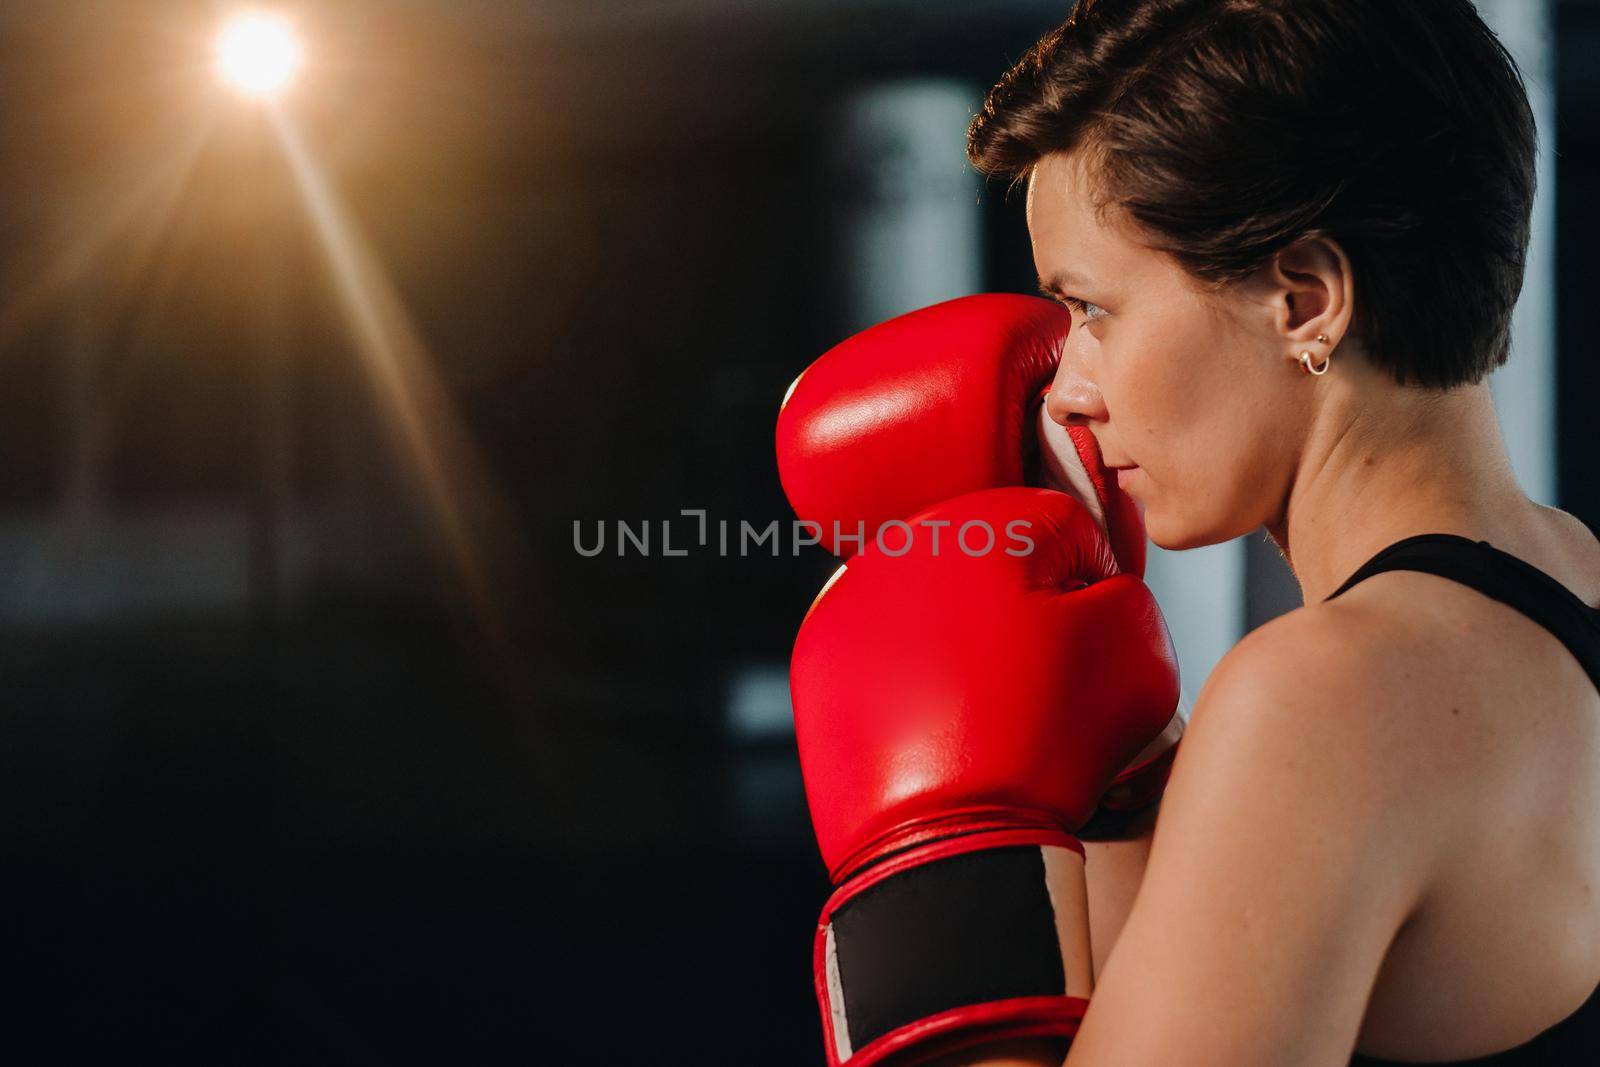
1044;354;1107;428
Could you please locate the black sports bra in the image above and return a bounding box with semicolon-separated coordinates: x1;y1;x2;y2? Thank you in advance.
1326;533;1600;1065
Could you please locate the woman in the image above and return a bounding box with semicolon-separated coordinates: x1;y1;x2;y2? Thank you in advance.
955;0;1599;1063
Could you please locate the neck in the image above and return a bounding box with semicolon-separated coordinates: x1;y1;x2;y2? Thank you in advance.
1266;365;1529;605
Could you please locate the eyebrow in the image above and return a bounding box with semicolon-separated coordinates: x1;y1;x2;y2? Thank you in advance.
1036;268;1096;296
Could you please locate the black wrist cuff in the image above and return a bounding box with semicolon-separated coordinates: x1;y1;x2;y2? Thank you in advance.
817;837;1090;1064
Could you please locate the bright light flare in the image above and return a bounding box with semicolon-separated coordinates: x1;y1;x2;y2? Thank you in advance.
216;13;301;97
269;108;519;666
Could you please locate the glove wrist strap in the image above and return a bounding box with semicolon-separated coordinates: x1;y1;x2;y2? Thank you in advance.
815;828;1090;1067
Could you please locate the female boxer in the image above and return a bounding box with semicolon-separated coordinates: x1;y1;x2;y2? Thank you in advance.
952;1;1599;1064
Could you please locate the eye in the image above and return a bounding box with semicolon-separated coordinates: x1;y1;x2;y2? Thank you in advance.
1056;295;1107;322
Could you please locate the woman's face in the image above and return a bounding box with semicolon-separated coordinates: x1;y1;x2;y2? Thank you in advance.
1027;150;1316;550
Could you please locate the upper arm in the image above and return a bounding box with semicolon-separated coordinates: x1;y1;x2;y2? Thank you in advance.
1083;807;1157;978
1064;610;1439;1067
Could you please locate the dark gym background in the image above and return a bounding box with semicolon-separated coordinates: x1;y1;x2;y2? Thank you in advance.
0;3;1593;1063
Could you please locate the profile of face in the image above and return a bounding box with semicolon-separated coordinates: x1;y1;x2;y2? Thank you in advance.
1027;151;1349;551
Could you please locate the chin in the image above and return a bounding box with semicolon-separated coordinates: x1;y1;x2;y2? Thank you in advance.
1145;507;1245;553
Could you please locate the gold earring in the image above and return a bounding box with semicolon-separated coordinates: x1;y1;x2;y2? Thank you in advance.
1294;334;1333;376
1297;350;1331;376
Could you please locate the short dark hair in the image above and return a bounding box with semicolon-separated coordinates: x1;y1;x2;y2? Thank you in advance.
967;0;1538;389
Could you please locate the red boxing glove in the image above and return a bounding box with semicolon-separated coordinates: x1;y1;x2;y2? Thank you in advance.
776;292;1146;577
791;489;1181;1066
777;294;1183;836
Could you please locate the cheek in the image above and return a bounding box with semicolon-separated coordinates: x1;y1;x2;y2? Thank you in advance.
1162;395;1302;545
1109;315;1285;536
1104;318;1215;457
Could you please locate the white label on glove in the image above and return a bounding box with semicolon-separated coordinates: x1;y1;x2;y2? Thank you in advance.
823;923;854;1061
1035;406;1109;541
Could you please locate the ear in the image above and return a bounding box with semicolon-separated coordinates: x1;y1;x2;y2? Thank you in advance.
1268;236;1356;348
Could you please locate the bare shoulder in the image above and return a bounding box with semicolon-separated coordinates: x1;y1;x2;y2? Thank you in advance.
1165;595;1469;847
1203;596;1409;707
1186;597;1439;771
